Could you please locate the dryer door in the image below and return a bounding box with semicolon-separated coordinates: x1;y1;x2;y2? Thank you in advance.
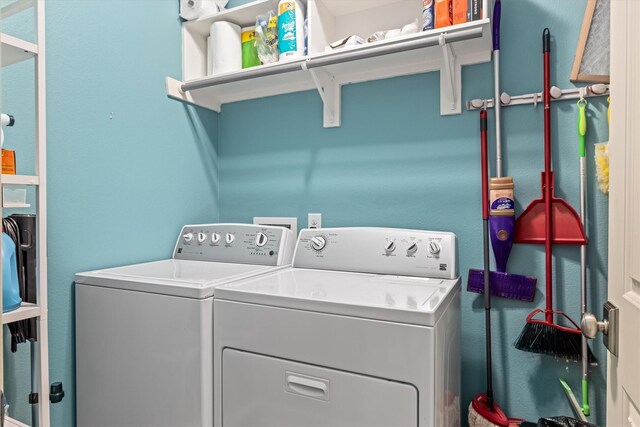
222;349;418;427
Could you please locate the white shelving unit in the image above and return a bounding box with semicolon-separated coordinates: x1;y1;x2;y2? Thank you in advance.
0;0;50;425
167;0;492;127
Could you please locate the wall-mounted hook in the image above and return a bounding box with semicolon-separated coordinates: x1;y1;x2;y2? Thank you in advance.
500;92;511;105
550;86;562;99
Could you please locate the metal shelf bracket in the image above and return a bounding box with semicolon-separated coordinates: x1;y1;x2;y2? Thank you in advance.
305;66;341;128
439;34;460;115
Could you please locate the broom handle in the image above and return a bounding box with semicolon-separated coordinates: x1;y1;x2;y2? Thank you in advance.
480;109;494;408
543;28;553;323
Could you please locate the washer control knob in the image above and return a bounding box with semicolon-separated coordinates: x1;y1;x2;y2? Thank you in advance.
311;236;326;251
183;232;193;242
406;242;418;255
211;233;221;243
428;241;441;255
255;232;268;247
384;241;396;254
225;233;235;245
197;232;207;243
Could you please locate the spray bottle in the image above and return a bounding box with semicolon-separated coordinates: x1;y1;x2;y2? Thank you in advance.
1;114;15;147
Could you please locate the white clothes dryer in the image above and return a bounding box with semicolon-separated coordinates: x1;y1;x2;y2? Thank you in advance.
214;227;461;427
75;224;295;427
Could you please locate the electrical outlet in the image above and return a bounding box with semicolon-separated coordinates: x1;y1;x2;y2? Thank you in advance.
308;213;322;229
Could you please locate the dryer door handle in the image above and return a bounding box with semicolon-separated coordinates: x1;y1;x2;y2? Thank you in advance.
285;373;329;400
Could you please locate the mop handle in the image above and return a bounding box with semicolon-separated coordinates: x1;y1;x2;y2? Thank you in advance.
543;28;553;323
481;110;489;221
480;109;494;408
578;99;590;416
493;0;502;176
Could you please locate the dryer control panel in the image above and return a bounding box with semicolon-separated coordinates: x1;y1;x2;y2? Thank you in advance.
173;224;295;266
294;227;457;279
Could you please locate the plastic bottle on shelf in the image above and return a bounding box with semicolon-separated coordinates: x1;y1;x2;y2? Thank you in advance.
277;0;305;60
2;232;22;313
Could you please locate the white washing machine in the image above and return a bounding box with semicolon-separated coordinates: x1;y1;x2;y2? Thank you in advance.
75;223;295;427
213;227;461;427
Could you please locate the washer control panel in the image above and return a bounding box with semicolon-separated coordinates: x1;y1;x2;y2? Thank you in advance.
173;224;295;266
294;227;457;279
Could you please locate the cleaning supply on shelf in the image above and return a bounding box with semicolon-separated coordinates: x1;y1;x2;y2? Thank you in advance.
452;0;468;24
179;0;226;21
255;10;279;64
278;0;305;60
514;29;592;363
241;26;261;69
594;97;610;194
1;113;15;147
422;0;435;31
435;0;452;29
210;21;242;74
1;113;16;175
2;231;21;313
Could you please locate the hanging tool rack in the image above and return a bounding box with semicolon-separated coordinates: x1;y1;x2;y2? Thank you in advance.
467;83;609;110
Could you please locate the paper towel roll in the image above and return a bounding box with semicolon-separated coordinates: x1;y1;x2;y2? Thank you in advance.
210;21;242;74
180;0;226;21
207;36;214;75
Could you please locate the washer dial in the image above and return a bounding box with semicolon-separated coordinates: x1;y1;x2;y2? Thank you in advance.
311;236;326;251
255;232;268;247
428;241;441;255
406;242;418;255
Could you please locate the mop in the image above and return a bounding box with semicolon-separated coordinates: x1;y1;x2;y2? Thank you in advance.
468;109;522;427
467;0;537;302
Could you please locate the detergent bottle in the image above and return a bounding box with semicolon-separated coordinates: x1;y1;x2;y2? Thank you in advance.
3;232;21;312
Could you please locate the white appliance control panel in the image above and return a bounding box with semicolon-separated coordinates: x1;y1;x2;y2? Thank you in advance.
294;227;457;279
173;223;295;266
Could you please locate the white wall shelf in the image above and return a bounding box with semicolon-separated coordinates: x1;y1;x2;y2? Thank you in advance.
6;415;30;427
0;0;50;425
167;0;492;127
1;33;38;68
2;303;41;325
0;0;34;20
1;175;40;186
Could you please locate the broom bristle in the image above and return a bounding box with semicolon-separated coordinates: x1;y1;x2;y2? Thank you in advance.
514;322;598;364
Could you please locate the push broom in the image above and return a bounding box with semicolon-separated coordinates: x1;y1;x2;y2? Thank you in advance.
469;109;521;427
468;0;537;302
513;29;595;363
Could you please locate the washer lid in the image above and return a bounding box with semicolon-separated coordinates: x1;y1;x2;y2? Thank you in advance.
215;269;460;326
75;259;282;299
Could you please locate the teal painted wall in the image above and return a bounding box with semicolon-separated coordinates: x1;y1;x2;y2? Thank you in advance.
2;0;610;425
2;0;219;425
219;0;609;425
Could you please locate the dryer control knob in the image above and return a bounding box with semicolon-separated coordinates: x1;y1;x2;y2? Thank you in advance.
384;241;396;254
311;236;326;251
428;241;441;255
197;232;207;243
406;242;418;255
183;233;193;242
211;233;221;243
255;232;268;247
225;233;235;245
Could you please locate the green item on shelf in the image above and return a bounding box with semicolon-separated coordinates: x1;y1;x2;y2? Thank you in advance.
242;26;261;69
